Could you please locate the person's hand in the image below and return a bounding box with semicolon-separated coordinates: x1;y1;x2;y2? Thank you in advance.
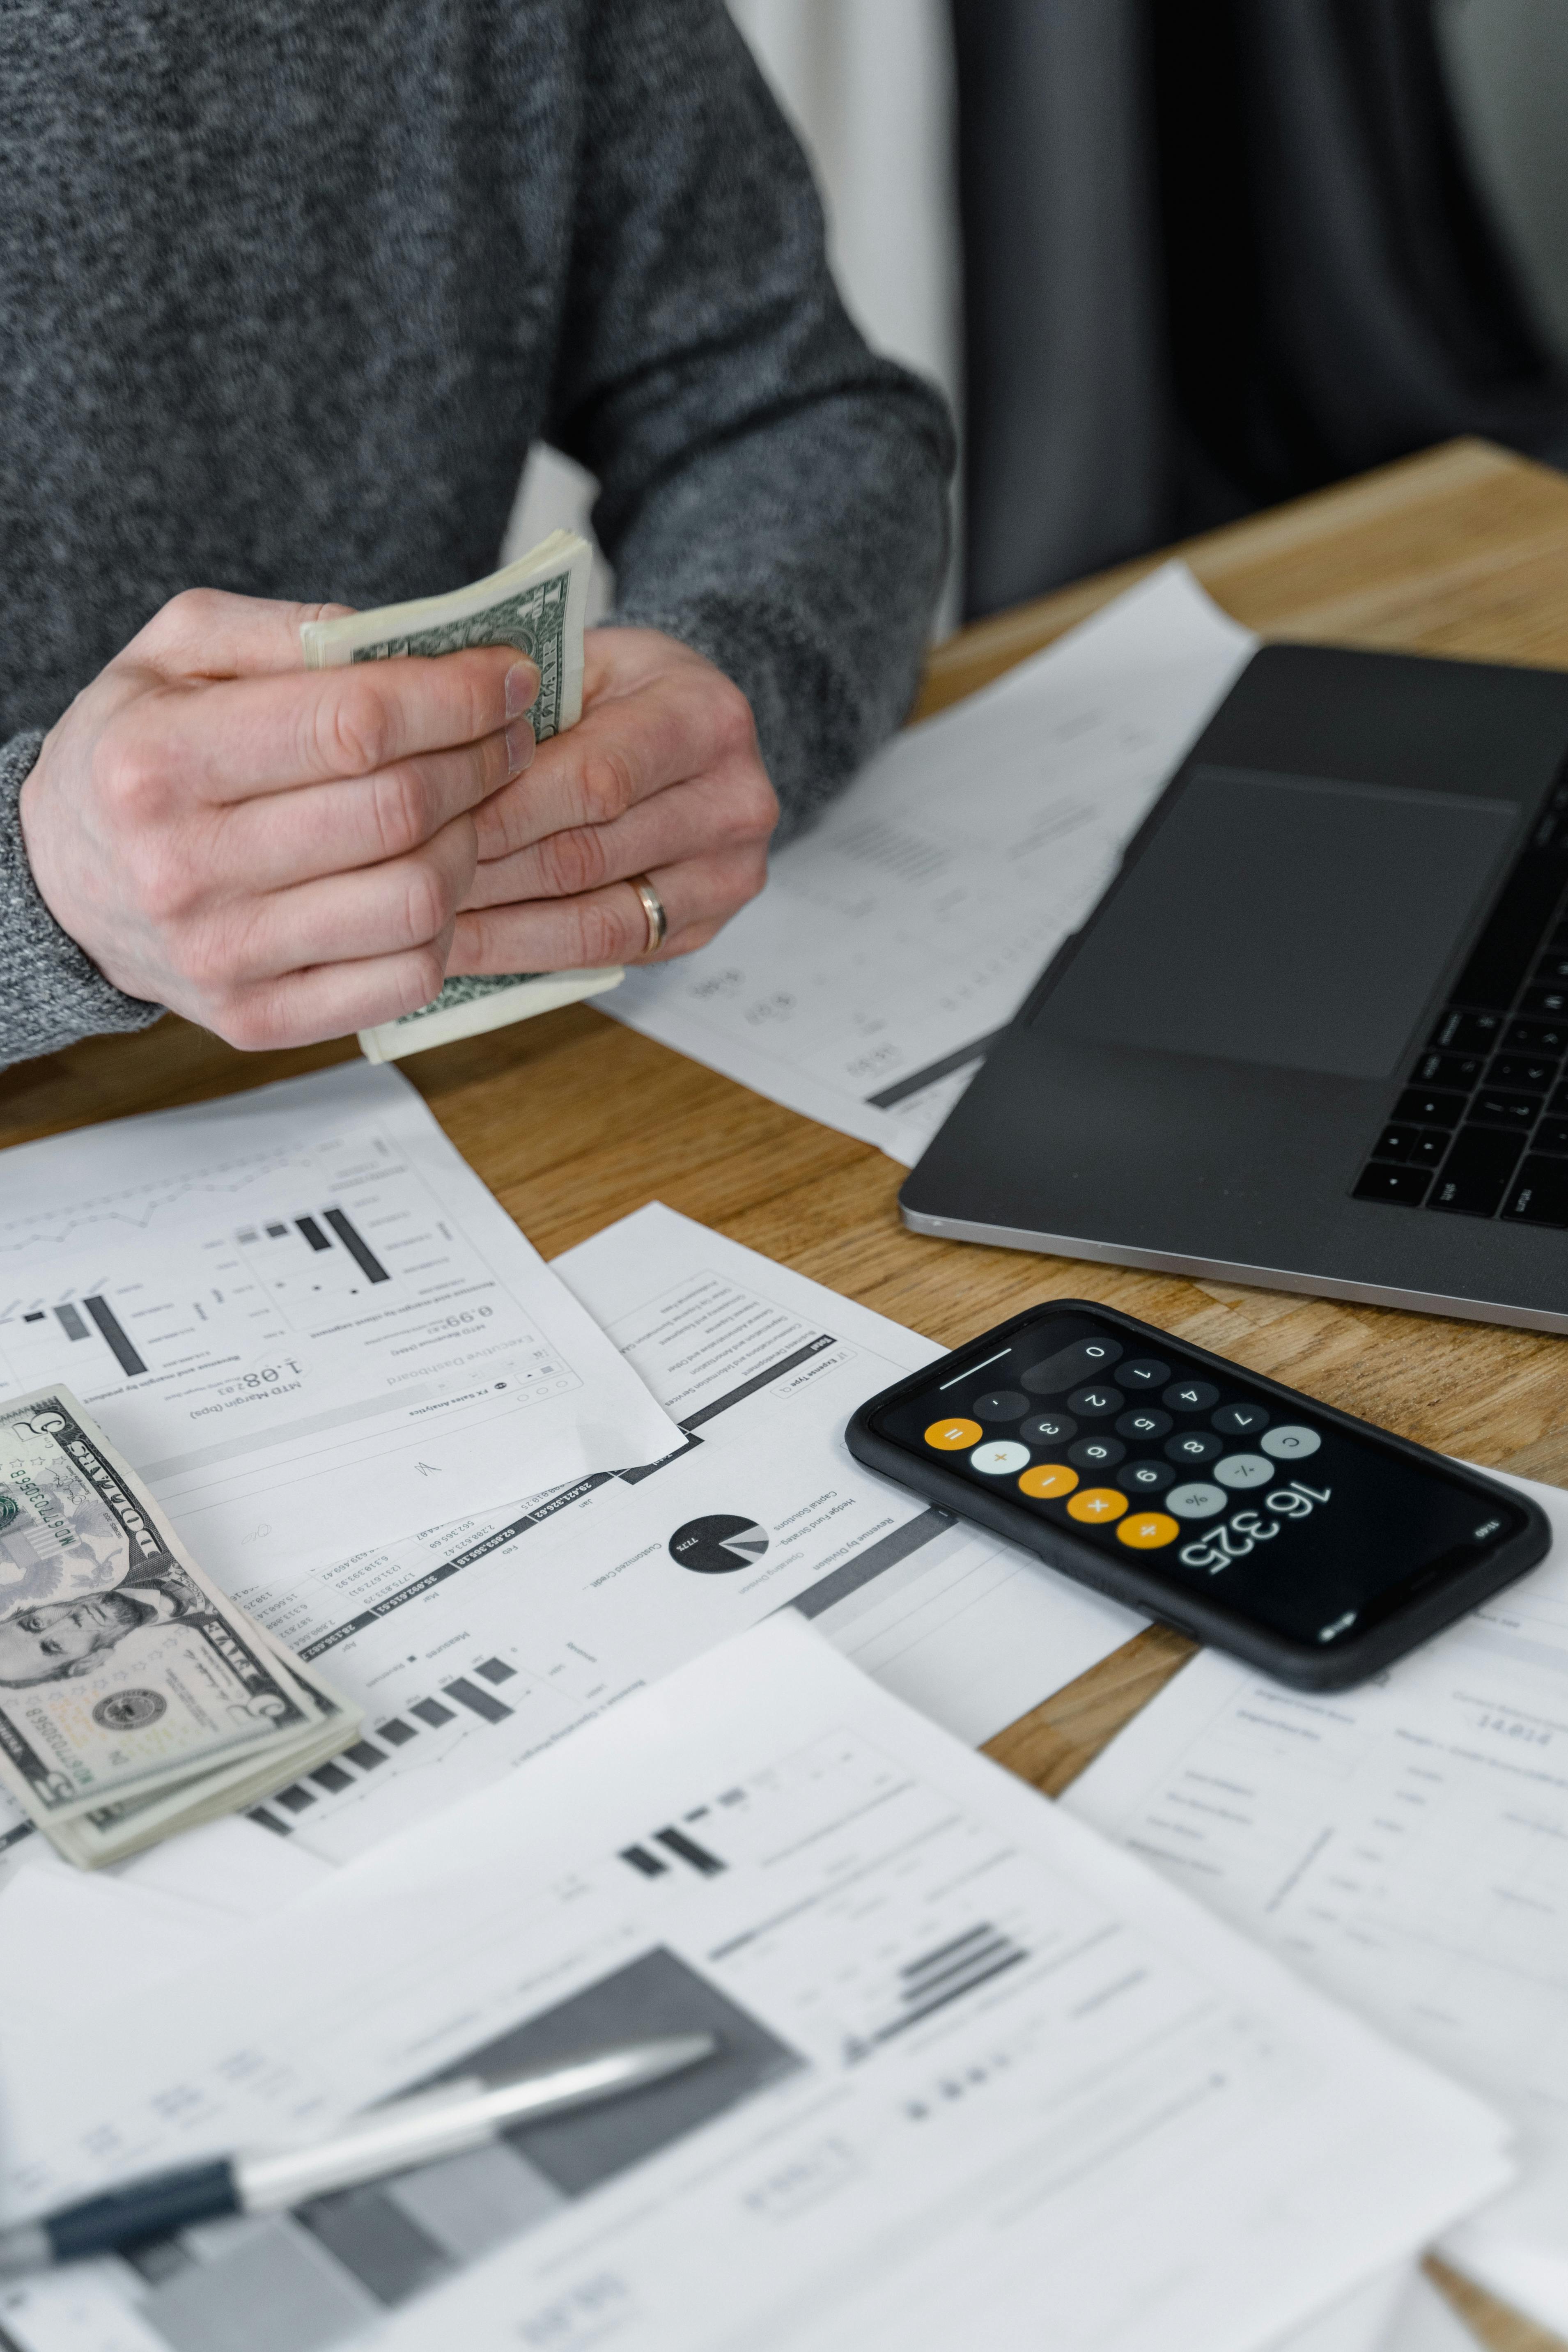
450;627;778;973
19;589;537;1050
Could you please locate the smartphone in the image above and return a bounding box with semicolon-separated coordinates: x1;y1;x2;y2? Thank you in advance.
845;1299;1550;1689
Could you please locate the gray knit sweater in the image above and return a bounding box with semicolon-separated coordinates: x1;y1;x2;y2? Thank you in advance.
0;0;953;1067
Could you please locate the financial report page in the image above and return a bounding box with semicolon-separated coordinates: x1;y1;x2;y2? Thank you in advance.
0;1066;677;1580
0;1621;1508;2352
91;1205;1133;1869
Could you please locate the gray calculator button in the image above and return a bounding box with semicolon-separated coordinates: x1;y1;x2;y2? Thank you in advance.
1116;1358;1171;1390
1212;1401;1270;1437
1117;1459;1174;1494
1020;1411;1077;1445
1213;1452;1273;1489
1116;1407;1171;1442
973;1390;1028;1421
1068;1384;1124;1419
1069;1435;1126;1472
1163;1379;1220;1413
1165;1430;1222;1467
1260;1424;1322;1461
1021;1335;1123;1395
1166;1481;1226;1519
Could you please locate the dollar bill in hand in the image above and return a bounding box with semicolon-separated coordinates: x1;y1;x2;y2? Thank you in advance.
301;529;623;1062
0;1388;361;1866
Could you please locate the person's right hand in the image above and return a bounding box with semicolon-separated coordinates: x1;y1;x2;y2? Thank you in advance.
18;588;539;1051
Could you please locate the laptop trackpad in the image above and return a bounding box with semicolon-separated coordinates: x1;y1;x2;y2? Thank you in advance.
1040;765;1517;1080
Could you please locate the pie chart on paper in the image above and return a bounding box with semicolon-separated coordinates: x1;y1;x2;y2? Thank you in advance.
668;1514;771;1575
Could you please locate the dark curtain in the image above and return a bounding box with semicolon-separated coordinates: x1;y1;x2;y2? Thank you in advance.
953;0;1568;620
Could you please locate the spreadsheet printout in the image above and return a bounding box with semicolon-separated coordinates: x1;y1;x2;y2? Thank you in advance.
0;1064;679;1583
606;564;1257;1162
1064;1464;1568;2341
0;1203;1136;1877
0;1617;1510;2352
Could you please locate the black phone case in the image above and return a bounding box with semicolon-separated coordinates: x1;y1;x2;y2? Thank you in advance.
845;1299;1551;1690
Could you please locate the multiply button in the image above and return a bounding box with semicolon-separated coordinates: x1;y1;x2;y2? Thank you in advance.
1166;1431;1222;1467
1068;1384;1124;1419
1213;1453;1273;1489
1018;1462;1078;1500
969;1440;1030;1476
925;1417;982;1451
1163;1379;1220;1414
1212;1401;1269;1436
1117;1511;1180;1550
1066;1487;1128;1524
1260;1425;1321;1461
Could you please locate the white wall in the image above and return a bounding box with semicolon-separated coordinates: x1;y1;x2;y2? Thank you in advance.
507;2;961;626
725;0;960;426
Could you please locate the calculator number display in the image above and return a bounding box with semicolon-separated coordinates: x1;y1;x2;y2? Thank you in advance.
1178;1482;1331;1573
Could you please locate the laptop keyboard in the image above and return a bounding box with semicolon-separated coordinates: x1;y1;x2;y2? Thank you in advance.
1353;770;1568;1227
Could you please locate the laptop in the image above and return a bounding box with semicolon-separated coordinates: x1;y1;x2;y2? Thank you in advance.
900;641;1568;1333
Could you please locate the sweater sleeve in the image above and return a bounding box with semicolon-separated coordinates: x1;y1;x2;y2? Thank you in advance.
0;731;163;1068
544;0;956;842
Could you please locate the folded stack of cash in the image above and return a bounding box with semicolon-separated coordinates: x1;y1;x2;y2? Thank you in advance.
302;529;624;1062
0;1390;360;1867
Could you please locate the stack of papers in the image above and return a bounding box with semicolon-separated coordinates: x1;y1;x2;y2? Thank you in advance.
1064;1465;1568;2343
0;1198;1141;1884
0;547;1550;2349
0;1618;1511;2352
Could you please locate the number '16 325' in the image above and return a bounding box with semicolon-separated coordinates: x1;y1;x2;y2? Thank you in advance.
1179;1482;1331;1573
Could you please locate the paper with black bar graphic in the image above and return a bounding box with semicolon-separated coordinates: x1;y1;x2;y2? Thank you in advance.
0;1620;1512;2352
140;1203;1139;1872
0;1062;681;1591
0;1387;360;1866
301;530;623;1061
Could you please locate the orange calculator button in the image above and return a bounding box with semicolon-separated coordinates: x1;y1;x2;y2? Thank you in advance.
1017;1462;1078;1500
1117;1511;1180;1550
925;1417;983;1451
1066;1487;1128;1525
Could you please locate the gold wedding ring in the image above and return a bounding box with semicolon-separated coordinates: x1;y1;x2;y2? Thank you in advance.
629;874;668;955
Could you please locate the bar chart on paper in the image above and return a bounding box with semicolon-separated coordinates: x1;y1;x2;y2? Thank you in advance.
0;1142;574;1476
0;1620;1515;2352
6;1200;395;1389
0;1068;681;1576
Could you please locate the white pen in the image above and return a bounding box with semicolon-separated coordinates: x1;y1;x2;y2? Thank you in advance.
0;2033;720;2274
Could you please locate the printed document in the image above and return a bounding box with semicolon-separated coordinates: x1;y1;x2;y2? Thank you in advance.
0;1616;1511;2352
608;564;1256;1162
1063;1464;1568;2341
1280;2270;1478;2352
0;1204;1134;1876
0;1065;678;1584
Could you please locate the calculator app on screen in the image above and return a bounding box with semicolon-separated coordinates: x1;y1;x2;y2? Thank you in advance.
870;1311;1528;1651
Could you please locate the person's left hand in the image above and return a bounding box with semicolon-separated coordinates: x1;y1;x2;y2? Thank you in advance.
450;627;778;973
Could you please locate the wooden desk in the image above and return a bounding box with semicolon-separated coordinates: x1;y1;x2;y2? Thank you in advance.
4;436;1566;2351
